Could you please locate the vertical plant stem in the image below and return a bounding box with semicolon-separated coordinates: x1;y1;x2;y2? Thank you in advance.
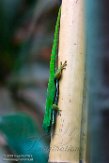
49;0;86;162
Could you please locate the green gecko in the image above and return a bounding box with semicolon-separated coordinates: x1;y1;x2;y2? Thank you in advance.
43;7;67;133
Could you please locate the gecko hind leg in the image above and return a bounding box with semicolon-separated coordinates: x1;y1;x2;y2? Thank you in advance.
52;104;61;115
51;104;61;127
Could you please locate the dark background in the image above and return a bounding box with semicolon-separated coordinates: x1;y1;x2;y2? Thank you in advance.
0;0;60;162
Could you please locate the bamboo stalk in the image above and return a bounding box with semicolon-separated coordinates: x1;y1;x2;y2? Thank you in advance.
49;0;86;162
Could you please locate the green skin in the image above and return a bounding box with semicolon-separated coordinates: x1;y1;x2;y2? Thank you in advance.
43;8;67;133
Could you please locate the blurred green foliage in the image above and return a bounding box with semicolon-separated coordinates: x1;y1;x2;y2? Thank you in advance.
0;113;49;162
0;0;59;82
0;0;60;162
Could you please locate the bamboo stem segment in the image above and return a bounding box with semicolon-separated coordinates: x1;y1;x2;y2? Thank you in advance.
49;0;85;162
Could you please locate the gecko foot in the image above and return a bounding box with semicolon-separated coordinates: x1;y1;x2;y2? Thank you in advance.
60;60;67;70
52;104;61;116
57;109;62;116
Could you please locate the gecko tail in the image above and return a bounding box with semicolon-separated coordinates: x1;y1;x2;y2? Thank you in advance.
43;124;50;134
42;118;51;133
42;105;52;133
42;110;57;135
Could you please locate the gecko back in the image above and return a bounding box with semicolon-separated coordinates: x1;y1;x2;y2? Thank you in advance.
42;8;61;133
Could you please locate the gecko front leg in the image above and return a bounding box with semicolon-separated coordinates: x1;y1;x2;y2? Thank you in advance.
55;60;67;80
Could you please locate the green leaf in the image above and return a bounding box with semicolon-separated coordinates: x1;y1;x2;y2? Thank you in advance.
0;113;49;163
